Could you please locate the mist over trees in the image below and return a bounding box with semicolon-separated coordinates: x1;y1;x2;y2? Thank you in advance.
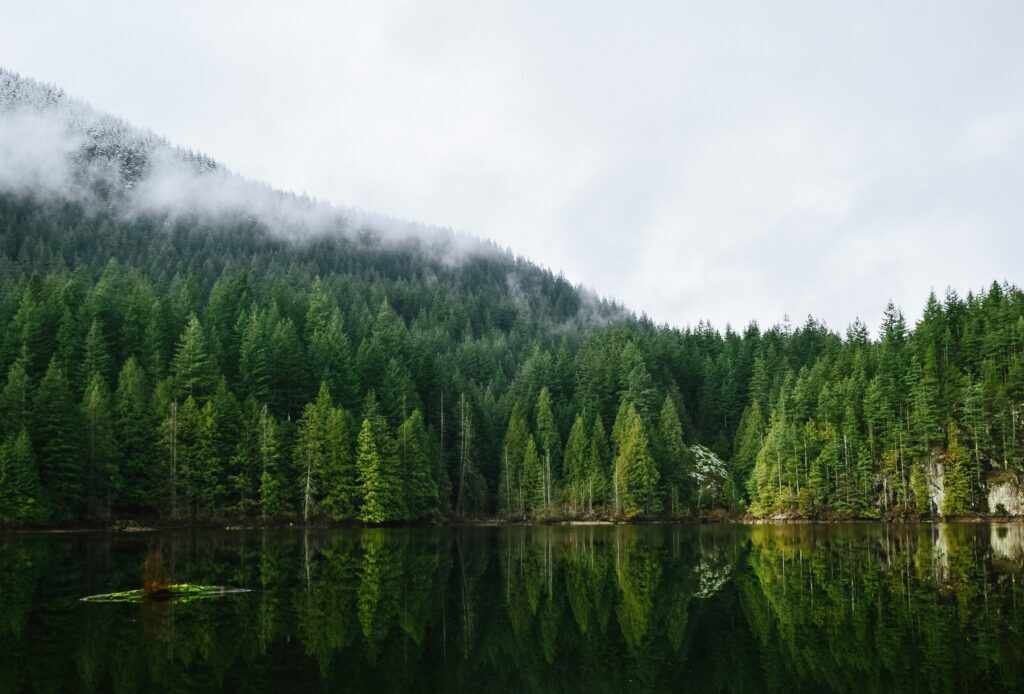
1;69;1023;526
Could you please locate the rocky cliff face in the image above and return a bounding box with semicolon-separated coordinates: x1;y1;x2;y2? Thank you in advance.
988;479;1024;515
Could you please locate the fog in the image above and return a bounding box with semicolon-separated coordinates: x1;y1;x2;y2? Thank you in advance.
3;2;1023;332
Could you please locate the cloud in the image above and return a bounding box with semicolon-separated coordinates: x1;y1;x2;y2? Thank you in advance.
3;2;1023;334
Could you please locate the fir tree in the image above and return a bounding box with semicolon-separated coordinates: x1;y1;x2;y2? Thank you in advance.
81;374;118;518
0;429;41;523
942;422;972;516
563;415;589;514
657;397;691;515
398;409;437;519
321;406;357;520
587;416;610;512
114;358;155;509
0;354;31;434
613;404;660;518
257;407;287;519
33;359;80;517
535;387;561;510
172;314;215;401
521;436;544;516
498;413;529;517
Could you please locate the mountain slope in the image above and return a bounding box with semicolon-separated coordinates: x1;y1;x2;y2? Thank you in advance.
1;69;1021;526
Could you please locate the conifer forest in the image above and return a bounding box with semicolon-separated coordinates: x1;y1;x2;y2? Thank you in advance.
1;69;1023;527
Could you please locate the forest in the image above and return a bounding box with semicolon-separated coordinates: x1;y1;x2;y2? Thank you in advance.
1;185;1021;525
1;68;1023;526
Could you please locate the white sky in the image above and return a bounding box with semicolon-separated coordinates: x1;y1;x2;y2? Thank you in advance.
3;1;1023;333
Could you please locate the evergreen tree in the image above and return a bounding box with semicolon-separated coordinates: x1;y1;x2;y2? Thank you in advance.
563;415;590;514
942;422;972;516
398;409;437;519
256;406;288;519
32;358;80;517
613;404;660;518
0;429;41;523
322;406;357;520
81;374;118;518
0;354;31;434
535;387;561;510
114;358;155;510
357;418;389;523
521;436;544;516
295;382;334;522
81;318;112;387
172;314;215;401
238;308;270;403
587;416;610;512
657;397;691;515
498;413;529;517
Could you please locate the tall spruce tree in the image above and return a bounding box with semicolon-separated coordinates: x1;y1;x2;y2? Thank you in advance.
657;397;691;515
33;359;80;517
0;429;41;523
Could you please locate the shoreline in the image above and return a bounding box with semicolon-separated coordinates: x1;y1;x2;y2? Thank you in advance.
5;513;1024;534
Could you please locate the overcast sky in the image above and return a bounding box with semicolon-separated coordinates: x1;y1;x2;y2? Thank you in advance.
4;1;1022;333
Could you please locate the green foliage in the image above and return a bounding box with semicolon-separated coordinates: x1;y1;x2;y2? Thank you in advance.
562;415;590;514
172;315;215;401
1;178;1022;523
613;404;660;518
0;429;41;523
657;396;691;515
81;374;118;517
398;409;438;520
942;422;972;516
33;358;81;517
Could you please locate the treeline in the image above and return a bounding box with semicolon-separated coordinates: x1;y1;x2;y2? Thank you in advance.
0;192;773;525
1;188;1021;525
739;287;1024;517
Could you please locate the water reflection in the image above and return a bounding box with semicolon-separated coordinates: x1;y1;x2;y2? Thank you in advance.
2;524;1024;693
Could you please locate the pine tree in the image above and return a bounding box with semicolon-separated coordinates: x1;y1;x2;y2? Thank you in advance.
731;401;764;501
33;358;80;518
81;318;112;387
521;436;545;516
942;421;972;516
172;314;214;401
81;374;118;518
563;415;590;515
295;382;333;522
657;397;691;515
398;409;437;519
0;429;41;523
810;425;839;513
256;406;288;519
114;358;155;510
587;416;610;513
309;308;359;412
535;387;561;510
498;413;529;517
322;406;357;520
357;418;389;523
238;308;270;403
0;354;31;434
613;404;660;518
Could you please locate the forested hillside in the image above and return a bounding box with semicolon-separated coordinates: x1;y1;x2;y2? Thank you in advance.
0;69;1021;525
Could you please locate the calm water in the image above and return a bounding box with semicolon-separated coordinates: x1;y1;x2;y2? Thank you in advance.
2;523;1024;693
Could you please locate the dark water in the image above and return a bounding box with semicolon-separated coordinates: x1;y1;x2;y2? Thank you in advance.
3;523;1024;693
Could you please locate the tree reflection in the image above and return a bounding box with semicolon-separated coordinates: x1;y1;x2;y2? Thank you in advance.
3;524;1024;692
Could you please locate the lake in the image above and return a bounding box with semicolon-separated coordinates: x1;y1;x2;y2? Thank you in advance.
2;523;1023;693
